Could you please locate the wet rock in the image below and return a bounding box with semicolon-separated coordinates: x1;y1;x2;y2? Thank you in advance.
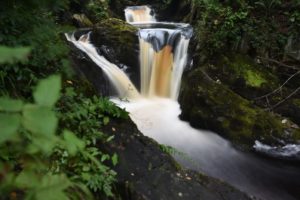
179;68;300;149
101;119;252;200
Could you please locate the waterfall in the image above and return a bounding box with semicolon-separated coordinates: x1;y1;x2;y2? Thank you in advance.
66;6;192;100
66;7;300;200
126;6;192;99
125;6;156;23
65;33;140;99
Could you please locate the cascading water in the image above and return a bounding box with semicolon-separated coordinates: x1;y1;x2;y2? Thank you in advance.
125;5;156;23
136;22;192;99
65;33;140;99
66;6;300;200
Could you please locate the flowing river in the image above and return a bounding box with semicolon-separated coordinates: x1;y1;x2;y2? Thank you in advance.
66;5;300;200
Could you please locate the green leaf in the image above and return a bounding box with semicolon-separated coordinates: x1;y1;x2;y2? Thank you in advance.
0;113;21;143
22;104;58;136
0;97;24;112
35;174;71;200
81;172;91;181
101;154;109;162
106;135;114;142
0;46;30;64
63;130;85;156
36;191;68;200
103;116;109;125
33;75;61;107
111;153;118;166
30;136;57;154
15;170;40;188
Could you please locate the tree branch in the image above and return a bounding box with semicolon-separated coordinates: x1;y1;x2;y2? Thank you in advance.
257;56;299;70
269;87;300;110
255;70;300;100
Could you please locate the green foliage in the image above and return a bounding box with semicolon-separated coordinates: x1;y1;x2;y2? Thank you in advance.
0;1;72;97
0;46;31;64
33;75;61;107
0;0;125;199
51;85;128;196
190;0;300;59
0;75;87;199
245;71;266;87
0;75;126;199
159;144;179;155
87;0;110;21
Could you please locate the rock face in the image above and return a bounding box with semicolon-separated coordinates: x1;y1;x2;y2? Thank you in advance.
179;68;300;148
102;119;252;200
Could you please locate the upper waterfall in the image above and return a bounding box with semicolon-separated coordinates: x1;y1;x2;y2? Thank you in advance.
125;6;156;23
125;6;193;99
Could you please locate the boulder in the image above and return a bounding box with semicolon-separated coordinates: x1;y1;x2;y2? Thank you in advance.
179;68;300;149
203;54;300;128
205;54;280;100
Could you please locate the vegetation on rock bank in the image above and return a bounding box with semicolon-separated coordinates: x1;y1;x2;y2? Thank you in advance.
0;0;126;199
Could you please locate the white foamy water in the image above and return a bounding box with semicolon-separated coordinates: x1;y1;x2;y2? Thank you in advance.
125;6;156;23
254;140;300;158
125;7;192;99
65;33;140;99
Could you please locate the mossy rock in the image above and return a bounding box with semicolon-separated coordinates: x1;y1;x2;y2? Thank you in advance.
179;68;300;148
205;54;279;100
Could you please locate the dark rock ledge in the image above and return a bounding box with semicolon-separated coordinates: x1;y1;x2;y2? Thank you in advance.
101;119;253;200
179;68;300;149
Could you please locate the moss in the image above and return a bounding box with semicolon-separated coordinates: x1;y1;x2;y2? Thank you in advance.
180;68;300;148
245;70;266;87
223;55;274;88
97;18;137;32
95;18;138;46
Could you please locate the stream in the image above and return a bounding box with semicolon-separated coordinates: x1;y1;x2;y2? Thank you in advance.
67;5;300;200
113;97;300;200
